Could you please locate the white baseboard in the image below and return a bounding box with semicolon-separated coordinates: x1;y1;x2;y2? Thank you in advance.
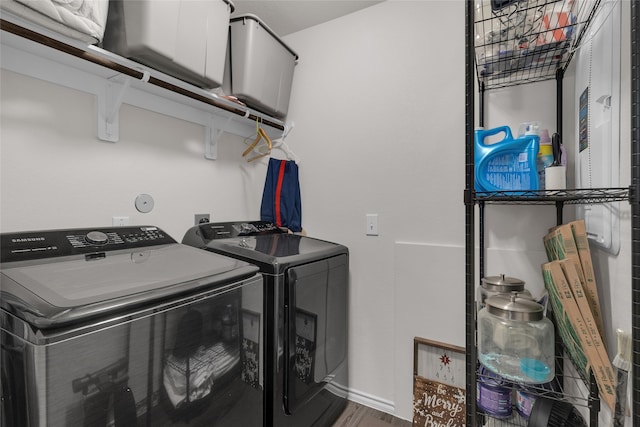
324;383;412;423
345;388;406;421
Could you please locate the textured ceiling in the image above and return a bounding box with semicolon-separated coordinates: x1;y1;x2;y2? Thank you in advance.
230;1;384;36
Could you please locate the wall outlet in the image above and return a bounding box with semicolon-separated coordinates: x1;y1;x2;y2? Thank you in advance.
195;214;210;225
112;216;130;227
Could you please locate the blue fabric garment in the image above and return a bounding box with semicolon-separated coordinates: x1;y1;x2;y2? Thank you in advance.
260;158;302;232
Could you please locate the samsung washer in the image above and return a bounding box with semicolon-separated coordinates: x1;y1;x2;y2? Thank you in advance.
183;221;349;427
1;226;264;427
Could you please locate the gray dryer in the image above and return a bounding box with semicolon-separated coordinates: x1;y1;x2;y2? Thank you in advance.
183;221;348;427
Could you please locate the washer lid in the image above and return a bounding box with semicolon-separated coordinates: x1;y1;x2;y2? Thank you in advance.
205;233;348;272
1;243;257;328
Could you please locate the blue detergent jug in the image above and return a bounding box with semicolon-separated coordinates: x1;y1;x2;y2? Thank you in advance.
475;126;540;192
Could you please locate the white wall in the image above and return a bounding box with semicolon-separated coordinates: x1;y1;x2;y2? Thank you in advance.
0;0;632;424
566;2;633;425
282;1;467;418
0;72;269;239
481;81;560;302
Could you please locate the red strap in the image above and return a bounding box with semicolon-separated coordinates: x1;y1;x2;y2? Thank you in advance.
274;160;287;227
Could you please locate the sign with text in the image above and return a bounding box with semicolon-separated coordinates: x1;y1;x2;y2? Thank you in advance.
413;337;465;427
413;376;465;427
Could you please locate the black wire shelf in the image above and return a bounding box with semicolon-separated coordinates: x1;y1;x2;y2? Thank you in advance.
474;0;602;90
472;187;630;205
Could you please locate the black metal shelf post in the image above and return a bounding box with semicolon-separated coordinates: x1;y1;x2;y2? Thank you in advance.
464;0;477;423
631;1;640;425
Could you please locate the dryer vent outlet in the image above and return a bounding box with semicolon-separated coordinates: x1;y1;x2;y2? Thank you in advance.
195;214;210;225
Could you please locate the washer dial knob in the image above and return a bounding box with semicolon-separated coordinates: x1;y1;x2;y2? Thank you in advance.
86;231;109;245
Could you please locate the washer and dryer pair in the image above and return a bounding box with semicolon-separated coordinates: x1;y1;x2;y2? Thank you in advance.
0;222;348;427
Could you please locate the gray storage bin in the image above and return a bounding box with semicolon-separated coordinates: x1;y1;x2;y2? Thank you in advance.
103;0;234;89
225;14;298;118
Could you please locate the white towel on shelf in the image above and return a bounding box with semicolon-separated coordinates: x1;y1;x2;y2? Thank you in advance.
3;0;109;42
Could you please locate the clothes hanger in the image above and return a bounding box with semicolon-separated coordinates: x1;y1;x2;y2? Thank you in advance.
243;119;272;162
272;139;299;163
247;128;272;162
270;121;300;163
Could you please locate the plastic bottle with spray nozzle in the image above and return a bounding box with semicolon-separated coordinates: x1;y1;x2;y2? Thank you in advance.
536;129;554;189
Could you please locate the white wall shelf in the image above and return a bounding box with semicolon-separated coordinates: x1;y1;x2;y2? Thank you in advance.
0;15;287;160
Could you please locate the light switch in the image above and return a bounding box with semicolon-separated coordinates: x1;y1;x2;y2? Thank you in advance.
366;214;379;236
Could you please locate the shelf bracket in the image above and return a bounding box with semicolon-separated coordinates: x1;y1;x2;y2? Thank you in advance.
97;75;132;142
204;116;233;160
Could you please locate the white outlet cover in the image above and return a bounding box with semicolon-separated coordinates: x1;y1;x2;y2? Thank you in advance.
112;216;130;226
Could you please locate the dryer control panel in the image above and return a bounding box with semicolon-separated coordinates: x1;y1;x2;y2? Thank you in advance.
200;221;282;241
1;226;176;262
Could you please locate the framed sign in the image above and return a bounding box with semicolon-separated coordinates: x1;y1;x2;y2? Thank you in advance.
413;337;465;427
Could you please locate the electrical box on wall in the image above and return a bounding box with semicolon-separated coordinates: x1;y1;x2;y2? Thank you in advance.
574;1;621;255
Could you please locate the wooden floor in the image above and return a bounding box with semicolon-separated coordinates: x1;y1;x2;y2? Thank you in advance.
331;401;412;427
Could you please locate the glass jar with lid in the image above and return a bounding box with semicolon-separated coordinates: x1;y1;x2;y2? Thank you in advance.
478;292;554;384
477;274;532;312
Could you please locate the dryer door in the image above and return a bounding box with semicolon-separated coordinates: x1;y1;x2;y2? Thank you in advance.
284;254;348;414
